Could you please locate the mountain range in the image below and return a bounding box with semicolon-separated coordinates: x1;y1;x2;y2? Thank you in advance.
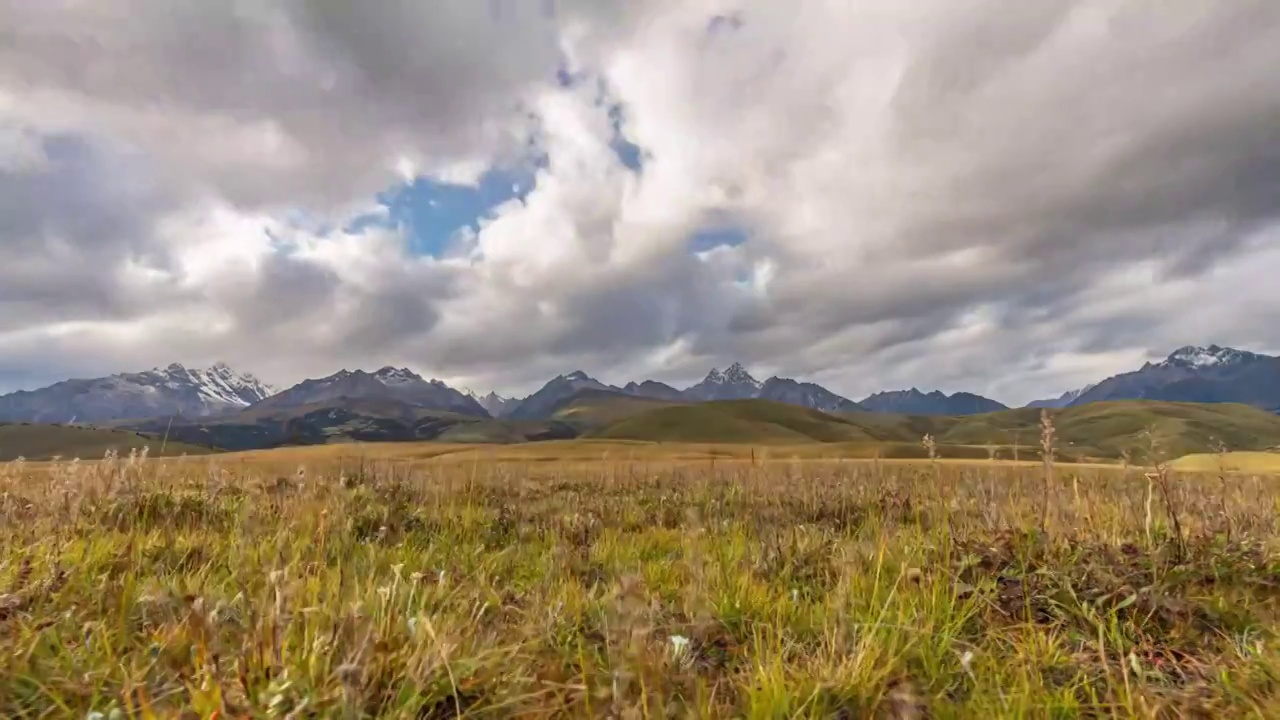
1026;345;1280;413
859;389;1007;415
1;345;1277;436
0;362;274;423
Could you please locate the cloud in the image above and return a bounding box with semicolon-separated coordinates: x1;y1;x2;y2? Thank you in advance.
2;0;1280;405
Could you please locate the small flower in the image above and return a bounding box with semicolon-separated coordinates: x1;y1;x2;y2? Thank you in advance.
669;634;691;658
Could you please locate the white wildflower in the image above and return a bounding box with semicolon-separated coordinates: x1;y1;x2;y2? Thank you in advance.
669;634;691;659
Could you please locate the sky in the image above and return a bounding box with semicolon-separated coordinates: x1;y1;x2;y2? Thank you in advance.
2;1;1280;406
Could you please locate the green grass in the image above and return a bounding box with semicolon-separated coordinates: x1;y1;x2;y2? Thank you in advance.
1;445;1278;717
932;401;1280;461
550;389;683;426
0;422;215;461
588;399;880;444
590;399;1280;461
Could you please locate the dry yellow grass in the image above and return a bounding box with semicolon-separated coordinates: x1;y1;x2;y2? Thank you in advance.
1171;450;1280;474
1;442;1278;717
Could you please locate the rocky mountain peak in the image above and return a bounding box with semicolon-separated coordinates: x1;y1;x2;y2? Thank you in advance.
1160;345;1253;369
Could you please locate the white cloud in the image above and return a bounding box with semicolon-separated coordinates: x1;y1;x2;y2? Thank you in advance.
2;0;1280;405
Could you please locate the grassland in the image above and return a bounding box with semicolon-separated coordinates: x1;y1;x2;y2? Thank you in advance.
1172;450;1280;473
0;422;214;462
1;436;1279;718
591;399;1280;462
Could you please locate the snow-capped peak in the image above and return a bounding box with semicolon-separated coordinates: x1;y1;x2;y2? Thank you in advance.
1160;345;1252;369
709;362;761;388
562;370;592;382
141;362;274;408
373;366;423;385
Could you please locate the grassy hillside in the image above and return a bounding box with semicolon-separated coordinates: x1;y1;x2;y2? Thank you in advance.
548;389;684;426
0;422;215;461
590;398;1280;460
932;401;1280;461
589;399;883;444
89;394;1280;458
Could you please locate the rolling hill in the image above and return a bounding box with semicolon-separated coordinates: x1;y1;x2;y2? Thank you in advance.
588;399;881;444
0;422;216;461
547;389;685;426
587;398;1280;461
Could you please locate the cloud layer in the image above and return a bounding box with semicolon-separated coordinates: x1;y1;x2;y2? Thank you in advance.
3;0;1280;404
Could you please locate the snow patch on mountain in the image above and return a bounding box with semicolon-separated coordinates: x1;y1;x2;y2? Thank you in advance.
468;389;518;418
136;362;274;408
373;366;423;386
0;362;275;423
1158;345;1254;369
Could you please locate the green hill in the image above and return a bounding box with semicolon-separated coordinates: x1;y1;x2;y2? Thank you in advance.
589;399;1280;460
930;401;1280;461
549;389;684;426
0;422;216;461
588;399;881;444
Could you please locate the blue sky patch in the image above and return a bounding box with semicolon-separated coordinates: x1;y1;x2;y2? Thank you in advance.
688;222;749;254
345;164;537;257
607;102;646;172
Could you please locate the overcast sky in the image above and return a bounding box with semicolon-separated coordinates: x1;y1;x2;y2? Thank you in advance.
2;0;1280;405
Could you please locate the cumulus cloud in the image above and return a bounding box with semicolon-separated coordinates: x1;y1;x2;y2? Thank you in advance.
2;0;1280;404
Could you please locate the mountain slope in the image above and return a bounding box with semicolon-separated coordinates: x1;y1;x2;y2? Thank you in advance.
757;377;862;413
253;367;487;417
506;371;617;420
677;363;862;412
470;391;518;418
859;388;1007;415
0;363;274;423
621;380;685;400
682;363;763;401
123;397;575;451
1026;384;1096;409
1070;345;1280;412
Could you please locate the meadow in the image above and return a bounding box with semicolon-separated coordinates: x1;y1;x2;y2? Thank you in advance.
0;439;1278;718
